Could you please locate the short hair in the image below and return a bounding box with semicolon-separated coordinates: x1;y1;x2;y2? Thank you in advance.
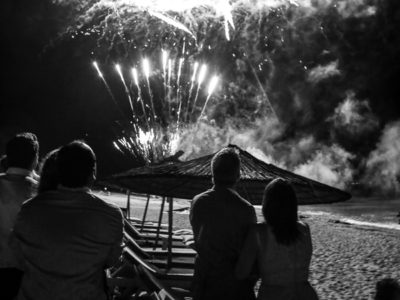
211;147;241;186
262;178;300;245
6;132;39;170
58;141;96;188
38;149;60;193
375;278;400;300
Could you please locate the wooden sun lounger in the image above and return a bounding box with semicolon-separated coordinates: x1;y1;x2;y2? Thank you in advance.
124;232;195;269
136;264;192;300
123;247;193;290
124;232;196;257
124;219;183;243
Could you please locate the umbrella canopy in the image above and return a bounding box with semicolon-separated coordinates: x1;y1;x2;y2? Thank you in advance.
102;145;351;205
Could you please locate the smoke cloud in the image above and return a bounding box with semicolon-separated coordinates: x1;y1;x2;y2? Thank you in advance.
176;116;354;189
330;91;379;137
307;61;340;84
362;121;400;195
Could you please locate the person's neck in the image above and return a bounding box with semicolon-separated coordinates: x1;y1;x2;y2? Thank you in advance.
58;185;91;193
214;184;236;190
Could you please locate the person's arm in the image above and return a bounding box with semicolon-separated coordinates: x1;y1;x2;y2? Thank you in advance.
105;210;124;268
235;225;258;280
8;210;27;271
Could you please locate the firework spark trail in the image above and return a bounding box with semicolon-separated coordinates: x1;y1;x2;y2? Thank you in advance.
148;10;196;40
131;67;150;130
185;61;199;122
197;75;219;124
191;63;207;119
142;58;157;122
249;62;279;121
176;57;185;127
161;50;171;120
115;64;135;117
167;58;173;118
92;61;124;117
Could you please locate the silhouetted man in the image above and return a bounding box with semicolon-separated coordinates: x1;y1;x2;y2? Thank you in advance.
0;132;39;300
190;147;257;300
12;141;123;300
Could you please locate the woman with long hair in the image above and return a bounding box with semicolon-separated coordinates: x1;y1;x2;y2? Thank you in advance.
236;178;318;300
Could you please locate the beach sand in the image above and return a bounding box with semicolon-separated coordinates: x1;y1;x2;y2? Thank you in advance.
101;193;400;300
304;214;400;299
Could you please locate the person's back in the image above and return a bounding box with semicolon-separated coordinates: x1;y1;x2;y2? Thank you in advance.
191;187;256;274
190;147;256;300
13;190;122;300
256;222;314;299
236;179;318;300
12;141;123;300
0;133;39;300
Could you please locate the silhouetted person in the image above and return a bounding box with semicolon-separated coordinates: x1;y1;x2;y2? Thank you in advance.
375;278;400;300
190;147;257;300
0;133;39;300
236;178;318;300
11;141;123;300
38;149;59;193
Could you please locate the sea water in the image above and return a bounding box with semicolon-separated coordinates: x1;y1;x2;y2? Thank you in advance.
299;197;400;230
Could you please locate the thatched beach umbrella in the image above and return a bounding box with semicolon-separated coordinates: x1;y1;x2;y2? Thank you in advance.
102;144;351;269
102;144;351;205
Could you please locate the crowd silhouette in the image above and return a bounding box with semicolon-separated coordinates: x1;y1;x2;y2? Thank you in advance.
0;132;399;300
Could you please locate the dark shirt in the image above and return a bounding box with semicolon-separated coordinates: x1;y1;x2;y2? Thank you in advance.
12;189;123;300
190;186;257;300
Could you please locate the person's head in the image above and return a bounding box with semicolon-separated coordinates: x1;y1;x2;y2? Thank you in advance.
211;147;241;187
375;278;400;300
38;149;60;193
58;141;96;188
6;132;39;171
262;178;299;245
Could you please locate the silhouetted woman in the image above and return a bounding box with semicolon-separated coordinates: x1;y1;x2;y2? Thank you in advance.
236;178;318;300
38;149;59;193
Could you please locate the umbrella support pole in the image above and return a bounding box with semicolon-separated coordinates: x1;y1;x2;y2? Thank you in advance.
141;194;150;232
167;197;173;269
126;190;131;219
154;196;166;249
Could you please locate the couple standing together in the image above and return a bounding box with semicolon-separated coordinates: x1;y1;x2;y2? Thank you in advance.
190;147;319;300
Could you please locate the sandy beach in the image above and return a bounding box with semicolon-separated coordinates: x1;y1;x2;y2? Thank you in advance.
100;192;400;299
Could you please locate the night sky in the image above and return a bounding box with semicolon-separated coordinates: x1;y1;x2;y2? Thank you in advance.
1;0;400;191
0;0;136;176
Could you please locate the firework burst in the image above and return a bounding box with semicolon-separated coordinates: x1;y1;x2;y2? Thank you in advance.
92;52;220;164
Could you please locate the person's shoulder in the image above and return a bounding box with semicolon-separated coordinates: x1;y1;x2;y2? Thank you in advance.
21;190;56;207
89;193;123;218
234;192;255;212
192;188;214;202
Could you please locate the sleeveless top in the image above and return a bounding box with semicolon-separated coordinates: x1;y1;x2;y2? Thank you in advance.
255;222;318;300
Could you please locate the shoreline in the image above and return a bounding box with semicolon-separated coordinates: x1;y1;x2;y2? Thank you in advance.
300;210;400;231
